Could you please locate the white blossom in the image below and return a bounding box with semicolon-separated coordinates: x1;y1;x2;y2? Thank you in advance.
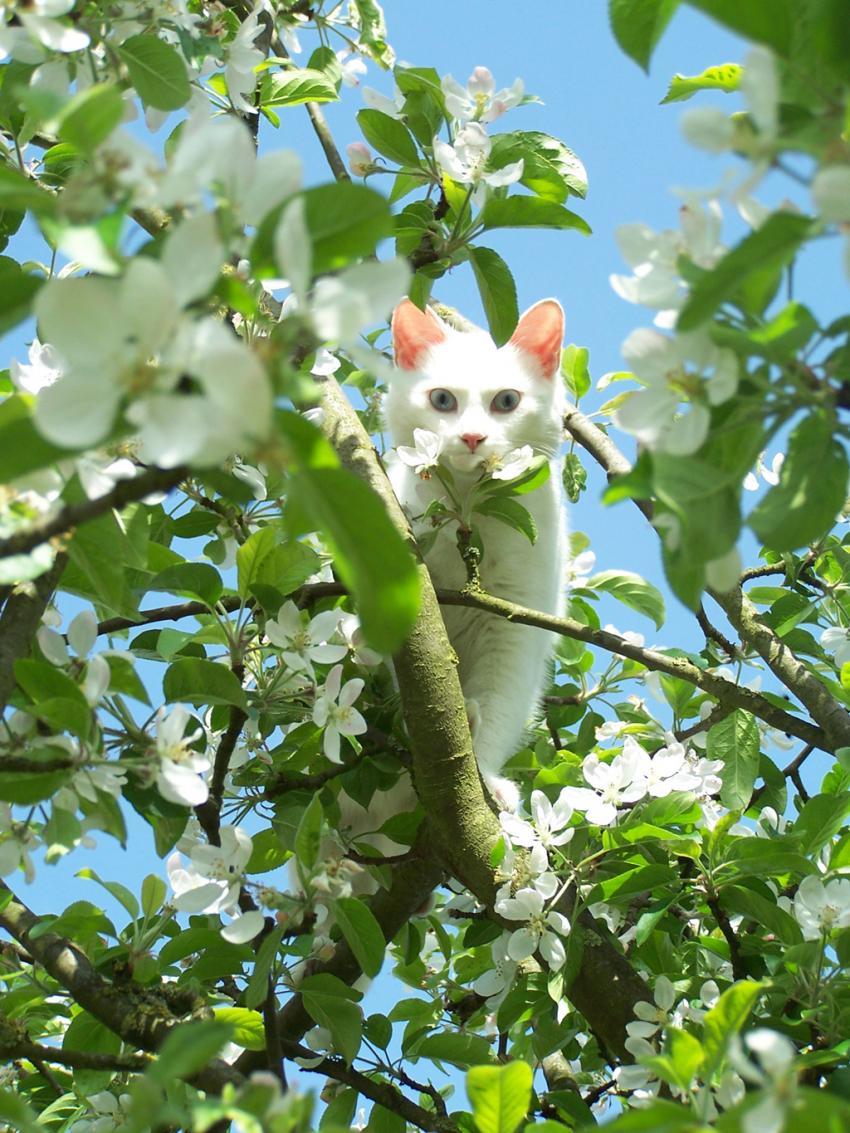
793;874;850;940
37;609;111;707
614;326;737;455
561;742;649;826
265;601;347;674
610;197;724;323
361;85;405;118
310;257;411;346
500;789;574;851
313;664;368;763
347;142;373;177
396;428;444;475
744;451;784;491
626;975;687;1040
153;705;210;806
472;933;518;1004
495;885;570;969
821;626;850;669
441;66;524;125
10;338;64;394
490;445;535;481
433;123;523;207
69;1091;133;1133
167;825;263;942
336;49;367;87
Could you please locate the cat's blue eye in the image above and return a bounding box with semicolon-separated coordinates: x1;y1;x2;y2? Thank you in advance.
491;389;522;413
429;388;458;412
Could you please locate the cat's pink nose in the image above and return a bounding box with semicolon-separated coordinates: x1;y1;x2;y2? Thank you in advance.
461;433;487;452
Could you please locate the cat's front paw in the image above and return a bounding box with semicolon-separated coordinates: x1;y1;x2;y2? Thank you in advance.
483;773;519;813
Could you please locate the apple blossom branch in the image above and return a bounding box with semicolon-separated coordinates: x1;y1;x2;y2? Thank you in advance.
0;464;188;562
93;582;823;755
276;1039;455;1133
0;879;244;1094
437;588;824;749
562;402;850;751
0;1034;151;1073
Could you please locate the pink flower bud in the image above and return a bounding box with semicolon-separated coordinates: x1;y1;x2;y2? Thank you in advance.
347;142;373;177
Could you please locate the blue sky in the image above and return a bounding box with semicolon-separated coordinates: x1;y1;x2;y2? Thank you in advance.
4;1;843;1098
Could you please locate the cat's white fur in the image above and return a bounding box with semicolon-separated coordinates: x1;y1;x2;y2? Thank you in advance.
384;298;568;805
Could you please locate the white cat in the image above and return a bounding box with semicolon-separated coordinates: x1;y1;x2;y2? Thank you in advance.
384;298;568;808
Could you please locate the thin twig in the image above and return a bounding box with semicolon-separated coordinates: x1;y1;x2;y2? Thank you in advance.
277;1039;455;1133
706;892;747;982
0;467;187;561
0;1038;150;1072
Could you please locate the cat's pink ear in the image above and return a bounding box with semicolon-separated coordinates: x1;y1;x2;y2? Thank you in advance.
392;299;447;370
509;299;564;380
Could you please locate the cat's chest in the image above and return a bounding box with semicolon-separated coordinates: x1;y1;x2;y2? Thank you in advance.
389;461;565;611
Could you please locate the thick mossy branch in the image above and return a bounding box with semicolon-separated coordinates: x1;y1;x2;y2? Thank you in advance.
0;881;242;1094
318;375;502;892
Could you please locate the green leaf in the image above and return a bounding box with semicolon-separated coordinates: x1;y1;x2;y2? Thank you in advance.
678;212;812;331
608;0;680;71
587;569;665;629
335;897;386;978
795;793;850;856
57;84;125;153
563;453;587;503
351;0;394;67
148;1020;234;1084
561;344;591;400
683;0;794;56
254;540;322;598
213;1007;265;1050
0;259;43;335
707;709;760;811
260;68;340;108
467;1061;532;1133
163;658;248;710
474;496;537;544
149;563;223;607
661;62;742;103
664;1027;705;1089
141;874;166;918
415;1032;495;1069
489;131;588;202
118;35;191;110
246;827;289;874
357;109;419;165
307;183;393;273
237;527;278;599
721;884;803;944
300;973;363;1065
479;196;590;235
290;466;419;654
469;246;519;346
749;412;848;551
63;1011;123;1094
701;980;762;1073
0;1088;40;1133
294;794;323;872
245;925;285;1010
0;165;56;212
76;868;140;921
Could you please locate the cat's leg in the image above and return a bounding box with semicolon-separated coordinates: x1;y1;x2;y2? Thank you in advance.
453;614;554;813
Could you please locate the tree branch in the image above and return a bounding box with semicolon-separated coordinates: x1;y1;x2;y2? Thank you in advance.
562;404;850;751
0;1036;150;1072
0;553;66;715
437;589;825;749
0;466;187;562
0;880;242;1094
277;1039;454;1133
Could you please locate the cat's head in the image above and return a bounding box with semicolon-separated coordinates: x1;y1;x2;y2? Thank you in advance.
385;298;565;472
